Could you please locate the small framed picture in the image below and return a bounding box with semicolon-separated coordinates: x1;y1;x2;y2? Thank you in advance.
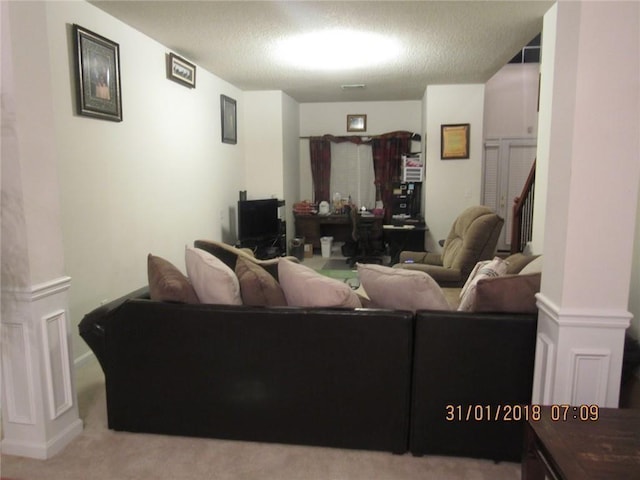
167;53;196;88
347;114;367;132
441;124;470;159
221;95;237;144
73;24;122;122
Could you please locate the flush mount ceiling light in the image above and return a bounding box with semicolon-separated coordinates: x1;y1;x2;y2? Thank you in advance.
274;29;400;71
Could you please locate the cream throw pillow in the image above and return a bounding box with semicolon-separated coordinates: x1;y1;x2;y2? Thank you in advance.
185;246;242;305
357;263;450;312
278;259;362;308
458;257;508;312
459;260;491;300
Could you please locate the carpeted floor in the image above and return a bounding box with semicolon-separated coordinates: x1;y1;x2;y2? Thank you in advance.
1;357;522;480
322;258;353;270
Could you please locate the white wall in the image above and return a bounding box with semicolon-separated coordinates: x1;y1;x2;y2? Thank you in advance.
244;91;285;200
423;84;486;252
298;100;422;202
631;189;640;341
484;63;540;139
2;2;67;289
531;0;640;407
43;1;246;360
282;94;301;249
244;91;300;249
529;7;558;256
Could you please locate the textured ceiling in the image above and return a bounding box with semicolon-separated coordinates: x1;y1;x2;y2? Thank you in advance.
90;0;553;103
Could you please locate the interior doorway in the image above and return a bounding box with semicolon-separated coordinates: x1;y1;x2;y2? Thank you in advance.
483;137;537;251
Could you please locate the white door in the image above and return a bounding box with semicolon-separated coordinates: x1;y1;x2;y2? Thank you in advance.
483;137;537;251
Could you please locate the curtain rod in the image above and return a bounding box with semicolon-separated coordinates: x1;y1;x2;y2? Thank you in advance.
299;132;421;140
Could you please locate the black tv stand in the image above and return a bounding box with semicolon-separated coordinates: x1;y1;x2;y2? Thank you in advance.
236;198;286;259
236;226;286;260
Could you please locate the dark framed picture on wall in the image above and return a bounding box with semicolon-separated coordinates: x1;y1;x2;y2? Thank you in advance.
73;24;122;122
347;114;367;132
220;95;237;144
441;124;470;159
167;53;196;88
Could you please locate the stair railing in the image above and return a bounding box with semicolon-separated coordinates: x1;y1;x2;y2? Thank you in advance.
510;160;536;254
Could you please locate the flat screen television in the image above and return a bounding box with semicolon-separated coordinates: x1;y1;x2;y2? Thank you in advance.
237;199;280;241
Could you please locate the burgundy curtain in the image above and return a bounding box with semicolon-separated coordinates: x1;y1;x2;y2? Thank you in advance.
371;131;414;222
310;131;417;219
309;137;332;203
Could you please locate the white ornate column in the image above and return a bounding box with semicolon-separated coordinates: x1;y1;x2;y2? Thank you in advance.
532;1;640;407
1;1;82;458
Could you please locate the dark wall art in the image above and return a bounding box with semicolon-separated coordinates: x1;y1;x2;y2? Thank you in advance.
73;24;122;122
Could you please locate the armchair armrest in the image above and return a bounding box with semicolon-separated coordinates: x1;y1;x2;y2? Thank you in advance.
393;263;463;287
398;251;443;265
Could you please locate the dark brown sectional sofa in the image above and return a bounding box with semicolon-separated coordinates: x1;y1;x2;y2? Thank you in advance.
80;266;537;462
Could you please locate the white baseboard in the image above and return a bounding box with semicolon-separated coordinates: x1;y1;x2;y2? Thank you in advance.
1;417;83;459
74;350;95;368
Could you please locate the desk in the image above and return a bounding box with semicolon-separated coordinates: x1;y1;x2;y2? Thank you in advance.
383;224;428;265
294;214;382;249
294;213;426;264
522;407;640;480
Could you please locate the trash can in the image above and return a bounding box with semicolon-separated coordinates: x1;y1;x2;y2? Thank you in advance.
320;236;333;258
289;237;305;261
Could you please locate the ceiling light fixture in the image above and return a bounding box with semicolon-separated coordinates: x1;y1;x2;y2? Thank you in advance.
274;29;399;71
341;84;366;89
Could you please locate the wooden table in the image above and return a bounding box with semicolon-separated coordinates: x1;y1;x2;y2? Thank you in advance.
522;406;640;480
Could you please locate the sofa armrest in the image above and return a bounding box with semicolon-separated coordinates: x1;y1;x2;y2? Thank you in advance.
410;310;537;461
78;286;150;372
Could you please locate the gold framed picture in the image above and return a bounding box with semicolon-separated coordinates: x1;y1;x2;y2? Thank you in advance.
347;114;367;132
441;124;470;159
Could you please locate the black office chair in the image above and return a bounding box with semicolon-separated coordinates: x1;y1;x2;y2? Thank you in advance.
345;208;384;267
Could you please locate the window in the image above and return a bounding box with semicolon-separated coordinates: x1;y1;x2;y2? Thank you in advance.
329;142;376;210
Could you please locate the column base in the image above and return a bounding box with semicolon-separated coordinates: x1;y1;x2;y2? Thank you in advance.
532;293;631;407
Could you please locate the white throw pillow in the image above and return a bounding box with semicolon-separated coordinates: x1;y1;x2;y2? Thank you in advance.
458;256;508;312
459;260;491;300
357;263;450;312
278;259;362;308
185;246;242;305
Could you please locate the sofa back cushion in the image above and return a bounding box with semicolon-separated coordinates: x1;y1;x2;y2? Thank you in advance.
278;259;361;308
147;254;200;304
185;247;242;305
520;255;543;275
235;257;287;307
503;253;540;274
358;263;450;312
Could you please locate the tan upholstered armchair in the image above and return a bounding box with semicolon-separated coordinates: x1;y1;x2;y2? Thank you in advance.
393;206;504;287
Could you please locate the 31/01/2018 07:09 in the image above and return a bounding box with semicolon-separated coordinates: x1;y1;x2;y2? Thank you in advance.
444;404;599;422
